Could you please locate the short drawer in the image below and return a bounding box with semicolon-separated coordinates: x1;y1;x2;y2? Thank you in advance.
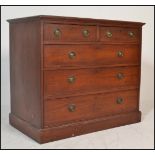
43;24;97;42
44;44;140;68
100;27;140;43
44;89;139;127
44;66;140;98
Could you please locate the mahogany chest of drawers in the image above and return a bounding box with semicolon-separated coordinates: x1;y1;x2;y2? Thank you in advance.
8;15;145;143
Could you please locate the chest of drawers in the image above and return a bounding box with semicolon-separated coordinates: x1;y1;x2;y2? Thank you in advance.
8;15;145;143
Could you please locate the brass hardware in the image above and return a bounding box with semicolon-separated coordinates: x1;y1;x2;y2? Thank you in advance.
128;31;134;37
117;51;124;57
68;76;76;84
68;104;76;112
117;73;124;80
106;31;112;38
83;30;89;37
68;51;76;59
54;29;61;38
116;97;123;104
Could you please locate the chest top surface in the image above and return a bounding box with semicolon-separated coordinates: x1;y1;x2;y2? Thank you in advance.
7;15;145;26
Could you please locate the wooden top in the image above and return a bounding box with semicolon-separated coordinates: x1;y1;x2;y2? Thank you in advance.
7;15;145;27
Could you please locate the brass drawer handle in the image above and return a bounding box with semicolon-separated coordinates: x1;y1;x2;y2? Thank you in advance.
128;31;134;37
68;76;76;84
117;73;124;80
54;29;61;38
116;97;123;104
68;51;76;59
117;51;124;57
83;30;89;37
68;104;76;112
106;31;112;38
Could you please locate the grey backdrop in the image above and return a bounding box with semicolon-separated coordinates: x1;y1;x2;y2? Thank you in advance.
1;6;154;149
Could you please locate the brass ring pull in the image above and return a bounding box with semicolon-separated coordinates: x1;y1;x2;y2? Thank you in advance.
117;73;124;80
68;104;76;112
106;31;112;38
54;29;61;38
117;51;124;57
83;30;89;37
128;31;134;37
116;97;123;104
68;76;76;84
68;51;76;59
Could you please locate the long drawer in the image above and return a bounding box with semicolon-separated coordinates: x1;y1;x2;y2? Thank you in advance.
43;44;140;68
44;66;140;98
44;89;139;127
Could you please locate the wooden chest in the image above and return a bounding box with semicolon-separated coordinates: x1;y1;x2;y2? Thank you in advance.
8;15;145;143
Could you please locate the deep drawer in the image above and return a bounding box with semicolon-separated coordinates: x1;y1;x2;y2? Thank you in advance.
100;27;140;43
44;89;139;127
44;66;140;98
43;24;97;42
43;44;140;68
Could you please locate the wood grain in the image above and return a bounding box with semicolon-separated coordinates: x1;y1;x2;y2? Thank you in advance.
9;21;42;128
8;15;144;143
44;89;139;127
7;15;145;27
43;24;97;42
100;27;140;43
44;44;140;68
44;66;140;98
9;111;141;143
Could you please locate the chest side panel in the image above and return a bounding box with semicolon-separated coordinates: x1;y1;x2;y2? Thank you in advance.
9;21;42;128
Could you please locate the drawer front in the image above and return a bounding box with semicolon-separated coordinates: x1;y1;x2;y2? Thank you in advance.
44;24;97;42
44;66;140;98
44;44;140;68
44;89;139;127
100;27;140;43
